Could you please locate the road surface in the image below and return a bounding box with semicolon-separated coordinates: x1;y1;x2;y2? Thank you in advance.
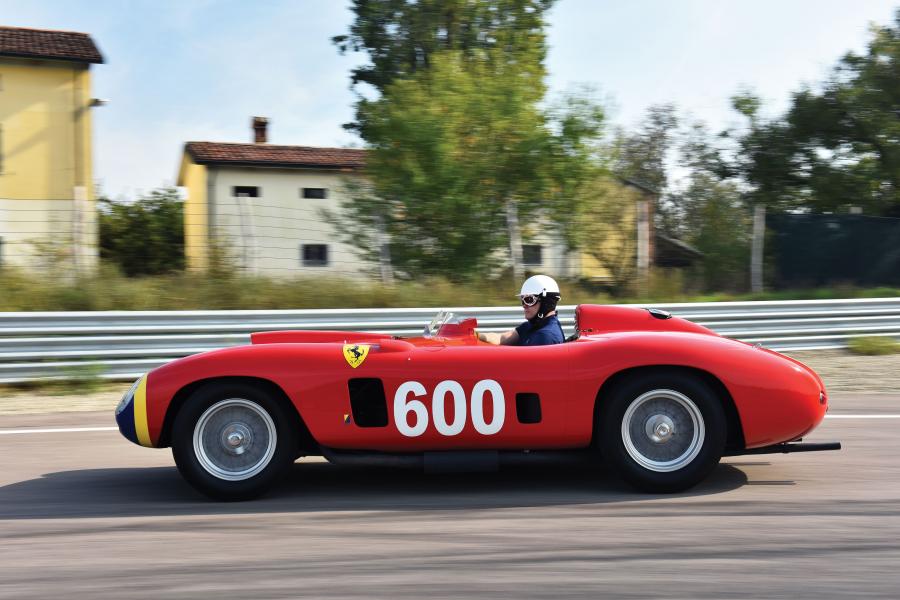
0;394;898;599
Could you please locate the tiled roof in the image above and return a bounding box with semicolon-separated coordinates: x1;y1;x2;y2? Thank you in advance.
185;142;367;170
0;26;103;64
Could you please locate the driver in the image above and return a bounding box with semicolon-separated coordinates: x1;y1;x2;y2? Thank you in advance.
478;275;565;346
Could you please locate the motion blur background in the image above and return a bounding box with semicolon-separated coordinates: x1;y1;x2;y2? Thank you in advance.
1;0;900;311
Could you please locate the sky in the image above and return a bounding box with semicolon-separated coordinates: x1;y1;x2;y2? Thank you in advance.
2;0;897;199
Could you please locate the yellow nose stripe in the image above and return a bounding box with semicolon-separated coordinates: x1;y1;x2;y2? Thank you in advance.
133;376;152;447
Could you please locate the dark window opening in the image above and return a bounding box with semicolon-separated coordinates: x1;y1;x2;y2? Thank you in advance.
233;186;259;197
301;244;328;267
348;378;388;427
522;244;542;266
516;393;542;424
302;187;328;199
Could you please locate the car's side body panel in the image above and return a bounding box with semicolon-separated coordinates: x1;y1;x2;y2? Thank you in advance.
145;339;577;451
136;305;827;453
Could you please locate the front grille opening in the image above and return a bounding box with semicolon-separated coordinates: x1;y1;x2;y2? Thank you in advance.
348;378;388;427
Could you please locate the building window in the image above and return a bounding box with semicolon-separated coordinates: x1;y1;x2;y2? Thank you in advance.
301;244;329;267
522;244;542;266
302;187;327;199
233;186;259;197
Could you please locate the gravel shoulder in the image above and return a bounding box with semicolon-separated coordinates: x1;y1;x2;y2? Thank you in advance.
0;350;897;417
785;349;900;393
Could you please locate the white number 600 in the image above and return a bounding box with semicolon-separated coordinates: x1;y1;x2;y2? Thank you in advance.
393;379;505;437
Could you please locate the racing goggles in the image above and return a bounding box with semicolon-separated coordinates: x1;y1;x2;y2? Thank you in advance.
520;294;541;307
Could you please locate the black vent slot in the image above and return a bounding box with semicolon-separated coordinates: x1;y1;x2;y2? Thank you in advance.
348;378;388;427
516;393;542;424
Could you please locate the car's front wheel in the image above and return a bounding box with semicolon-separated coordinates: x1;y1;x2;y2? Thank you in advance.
598;371;726;493
172;382;297;501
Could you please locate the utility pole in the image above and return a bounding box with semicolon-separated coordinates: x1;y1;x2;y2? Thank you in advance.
636;198;650;295
751;204;766;293
506;200;523;280
375;215;394;285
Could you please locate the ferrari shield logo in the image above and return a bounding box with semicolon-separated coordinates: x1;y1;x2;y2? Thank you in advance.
343;344;370;368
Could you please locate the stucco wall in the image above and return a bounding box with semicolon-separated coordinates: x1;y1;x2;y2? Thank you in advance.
0;57;97;271
179;155;208;271
0;58;93;200
208;166;370;278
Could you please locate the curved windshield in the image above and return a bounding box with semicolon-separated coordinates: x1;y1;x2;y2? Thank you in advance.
423;310;460;337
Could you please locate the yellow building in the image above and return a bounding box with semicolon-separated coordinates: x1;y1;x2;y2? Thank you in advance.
0;26;103;271
576;176;700;288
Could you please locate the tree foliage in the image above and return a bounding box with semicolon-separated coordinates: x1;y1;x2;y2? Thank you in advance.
330;0;603;280
99;187;185;276
334;0;556;136
730;12;900;216
612;103;678;193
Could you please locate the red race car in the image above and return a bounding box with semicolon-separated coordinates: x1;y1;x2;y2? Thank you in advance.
115;305;840;500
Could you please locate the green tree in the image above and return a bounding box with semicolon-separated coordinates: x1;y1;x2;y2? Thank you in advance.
334;0;556;137
99;187;185;276
732;12;900;216
660;122;751;292
330;1;603;280
612;104;679;193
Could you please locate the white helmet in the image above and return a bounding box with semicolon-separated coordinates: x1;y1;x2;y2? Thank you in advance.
518;274;560;297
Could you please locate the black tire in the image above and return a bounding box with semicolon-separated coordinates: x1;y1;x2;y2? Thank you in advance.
171;381;298;501
598;370;726;493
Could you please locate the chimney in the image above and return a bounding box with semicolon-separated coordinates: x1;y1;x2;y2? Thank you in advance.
252;116;269;144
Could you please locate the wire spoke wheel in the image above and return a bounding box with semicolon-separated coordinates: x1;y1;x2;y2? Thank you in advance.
621;389;706;473
193;398;278;481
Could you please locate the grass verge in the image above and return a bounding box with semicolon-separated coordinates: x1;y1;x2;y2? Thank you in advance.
847;336;900;356
0;265;898;311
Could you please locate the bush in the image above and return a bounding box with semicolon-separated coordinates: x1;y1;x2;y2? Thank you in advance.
99;188;184;276
847;336;900;356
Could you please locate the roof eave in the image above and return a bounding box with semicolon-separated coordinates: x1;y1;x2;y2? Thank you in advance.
188;159;363;171
0;51;104;64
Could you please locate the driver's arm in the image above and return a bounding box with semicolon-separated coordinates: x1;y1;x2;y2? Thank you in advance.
477;329;520;346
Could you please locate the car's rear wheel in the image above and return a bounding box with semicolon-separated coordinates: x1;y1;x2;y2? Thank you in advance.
598;371;726;493
172;382;297;501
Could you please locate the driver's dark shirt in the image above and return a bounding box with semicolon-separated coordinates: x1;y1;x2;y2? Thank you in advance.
515;314;565;346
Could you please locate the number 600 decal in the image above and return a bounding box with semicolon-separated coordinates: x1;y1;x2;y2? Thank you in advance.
393;379;505;437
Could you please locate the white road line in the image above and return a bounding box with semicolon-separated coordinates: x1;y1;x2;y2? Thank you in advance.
0;426;118;435
825;414;900;419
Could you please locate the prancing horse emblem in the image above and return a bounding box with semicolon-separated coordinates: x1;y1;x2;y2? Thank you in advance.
343;344;370;368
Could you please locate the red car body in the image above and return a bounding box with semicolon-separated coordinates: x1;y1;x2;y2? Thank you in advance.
115;304;834;498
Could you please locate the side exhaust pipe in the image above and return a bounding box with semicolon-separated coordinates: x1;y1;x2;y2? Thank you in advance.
726;441;841;456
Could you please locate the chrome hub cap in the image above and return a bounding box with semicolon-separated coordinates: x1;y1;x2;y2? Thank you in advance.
646;415;675;443
622;389;705;472
193;399;277;481
222;424;252;455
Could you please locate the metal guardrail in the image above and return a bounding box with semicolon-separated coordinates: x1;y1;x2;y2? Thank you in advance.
1;298;899;384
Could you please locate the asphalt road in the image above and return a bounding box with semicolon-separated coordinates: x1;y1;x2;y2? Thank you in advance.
1;394;898;599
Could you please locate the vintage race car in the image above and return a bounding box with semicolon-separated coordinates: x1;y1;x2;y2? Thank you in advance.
115;305;840;500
